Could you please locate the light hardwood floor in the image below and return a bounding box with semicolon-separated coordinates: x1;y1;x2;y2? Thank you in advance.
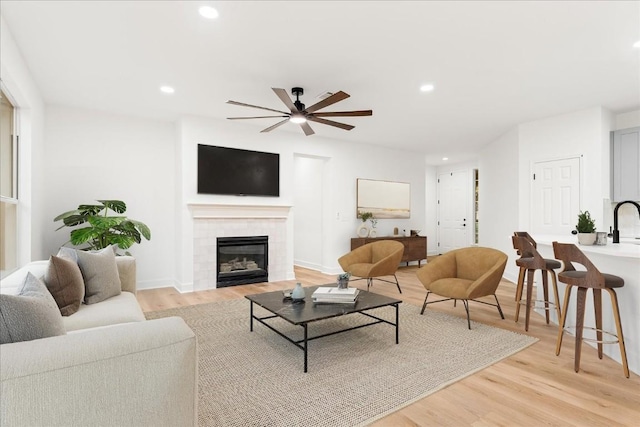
137;265;640;426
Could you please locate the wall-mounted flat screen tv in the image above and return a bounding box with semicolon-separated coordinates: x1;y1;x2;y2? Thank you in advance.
197;144;280;197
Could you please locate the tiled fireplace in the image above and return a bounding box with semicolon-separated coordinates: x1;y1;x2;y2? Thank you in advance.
189;204;291;290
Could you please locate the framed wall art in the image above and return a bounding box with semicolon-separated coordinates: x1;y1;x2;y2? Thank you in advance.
356;178;410;219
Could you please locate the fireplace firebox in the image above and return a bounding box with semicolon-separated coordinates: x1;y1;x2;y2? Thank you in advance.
217;236;268;287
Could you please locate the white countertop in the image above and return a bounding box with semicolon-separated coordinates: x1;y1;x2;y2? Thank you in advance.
534;235;640;259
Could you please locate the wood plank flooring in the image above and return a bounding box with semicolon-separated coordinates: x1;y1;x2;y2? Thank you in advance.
137;265;640;426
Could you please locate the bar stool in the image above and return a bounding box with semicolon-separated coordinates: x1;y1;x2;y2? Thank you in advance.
552;241;629;378
511;233;561;331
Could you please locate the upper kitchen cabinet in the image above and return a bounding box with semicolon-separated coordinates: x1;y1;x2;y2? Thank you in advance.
611;127;640;202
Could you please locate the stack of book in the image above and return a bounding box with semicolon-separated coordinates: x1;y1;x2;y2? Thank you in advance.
311;287;359;304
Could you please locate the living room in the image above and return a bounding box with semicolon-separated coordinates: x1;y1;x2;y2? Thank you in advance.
1;1;639;426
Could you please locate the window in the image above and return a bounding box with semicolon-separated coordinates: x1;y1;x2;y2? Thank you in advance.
1;88;18;277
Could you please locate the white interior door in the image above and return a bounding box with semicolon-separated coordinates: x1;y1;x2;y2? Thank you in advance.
438;170;471;253
531;157;580;235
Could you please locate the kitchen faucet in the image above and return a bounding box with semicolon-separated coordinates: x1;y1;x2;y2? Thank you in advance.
612;200;640;243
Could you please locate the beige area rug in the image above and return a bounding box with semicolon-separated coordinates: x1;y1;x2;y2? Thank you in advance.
147;298;537;427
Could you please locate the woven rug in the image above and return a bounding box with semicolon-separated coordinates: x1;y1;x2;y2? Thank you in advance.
146;298;537;427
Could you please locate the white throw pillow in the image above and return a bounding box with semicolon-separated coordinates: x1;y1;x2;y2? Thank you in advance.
76;246;122;305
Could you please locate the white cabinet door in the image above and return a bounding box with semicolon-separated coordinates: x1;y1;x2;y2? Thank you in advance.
612;127;640;202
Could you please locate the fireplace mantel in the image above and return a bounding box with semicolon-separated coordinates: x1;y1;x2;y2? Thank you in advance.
188;203;291;219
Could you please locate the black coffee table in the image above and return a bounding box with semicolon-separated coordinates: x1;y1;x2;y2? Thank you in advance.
245;286;401;372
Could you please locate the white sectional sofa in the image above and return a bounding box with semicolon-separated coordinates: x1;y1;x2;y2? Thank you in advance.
0;257;198;427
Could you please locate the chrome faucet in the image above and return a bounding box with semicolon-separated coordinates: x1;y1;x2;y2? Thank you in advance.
612;200;640;243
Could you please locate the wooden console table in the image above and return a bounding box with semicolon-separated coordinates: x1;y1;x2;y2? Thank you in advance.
350;236;427;266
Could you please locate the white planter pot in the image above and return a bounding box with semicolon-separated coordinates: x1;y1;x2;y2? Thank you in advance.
577;233;597;245
357;223;369;238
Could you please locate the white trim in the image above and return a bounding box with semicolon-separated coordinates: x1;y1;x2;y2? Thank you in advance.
187;203;291;219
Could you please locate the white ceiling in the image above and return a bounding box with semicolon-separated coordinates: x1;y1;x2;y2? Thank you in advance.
2;1;639;164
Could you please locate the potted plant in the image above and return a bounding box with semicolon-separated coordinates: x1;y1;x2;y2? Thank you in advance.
356;211;374;237
575;210;596;245
54;200;151;254
337;272;351;289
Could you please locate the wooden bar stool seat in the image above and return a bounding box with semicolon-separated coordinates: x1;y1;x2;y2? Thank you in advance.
552;241;629;378
512;233;562;331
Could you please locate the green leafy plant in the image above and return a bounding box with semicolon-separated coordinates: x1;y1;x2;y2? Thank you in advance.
576;210;596;233
338;272;351;281
358;211;373;222
54;200;151;253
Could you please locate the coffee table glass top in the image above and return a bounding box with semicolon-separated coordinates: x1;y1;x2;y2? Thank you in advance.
245;285;402;325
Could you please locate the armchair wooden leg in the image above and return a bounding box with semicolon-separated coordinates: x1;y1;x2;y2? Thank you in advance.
420;291;431;315
462;299;471;329
494;295;505;319
393;274;402;294
367;277;372;291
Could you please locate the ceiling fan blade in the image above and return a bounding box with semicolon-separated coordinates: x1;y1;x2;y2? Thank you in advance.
228;115;289;120
272;88;298;113
260;118;289;133
311;110;372;117
299;122;315;136
227;100;288;115
304;91;350;114
307;116;354;131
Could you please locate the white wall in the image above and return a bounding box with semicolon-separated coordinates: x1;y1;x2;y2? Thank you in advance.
614;109;640;131
518;107;609;231
478;128;520;282
42;106;176;289
0;16;46;265
611;108;640;236
424;164;438;255
293;155;325;270
174;115;427;288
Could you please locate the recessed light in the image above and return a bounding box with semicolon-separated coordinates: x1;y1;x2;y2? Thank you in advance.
160;86;175;94
634;40;640;48
442;157;449;161
199;6;219;19
420;84;435;92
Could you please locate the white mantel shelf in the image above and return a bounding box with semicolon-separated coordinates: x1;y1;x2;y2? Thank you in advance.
188;203;292;219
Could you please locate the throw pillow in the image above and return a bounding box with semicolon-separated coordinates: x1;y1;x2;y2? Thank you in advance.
76;245;122;304
44;255;85;316
0;272;67;344
57;246;79;263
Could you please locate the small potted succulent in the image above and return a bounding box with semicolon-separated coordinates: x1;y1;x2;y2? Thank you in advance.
575;210;596;245
337;272;351;289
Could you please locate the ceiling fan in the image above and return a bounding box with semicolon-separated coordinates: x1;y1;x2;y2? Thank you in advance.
226;87;372;136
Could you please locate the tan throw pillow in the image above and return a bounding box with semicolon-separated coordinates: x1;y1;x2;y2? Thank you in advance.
44;255;85;316
76;246;122;305
0;272;66;344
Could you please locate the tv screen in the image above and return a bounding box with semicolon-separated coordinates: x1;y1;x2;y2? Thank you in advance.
197;144;280;197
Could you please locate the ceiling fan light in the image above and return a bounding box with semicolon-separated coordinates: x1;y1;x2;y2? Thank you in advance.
289;115;307;124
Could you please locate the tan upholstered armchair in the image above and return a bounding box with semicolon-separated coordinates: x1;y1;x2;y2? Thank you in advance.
416;247;508;329
338;240;405;293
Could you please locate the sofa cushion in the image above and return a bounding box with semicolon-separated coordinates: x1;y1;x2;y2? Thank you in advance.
62;291;146;332
77;246;122;305
0;272;66;344
44;255;85;316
